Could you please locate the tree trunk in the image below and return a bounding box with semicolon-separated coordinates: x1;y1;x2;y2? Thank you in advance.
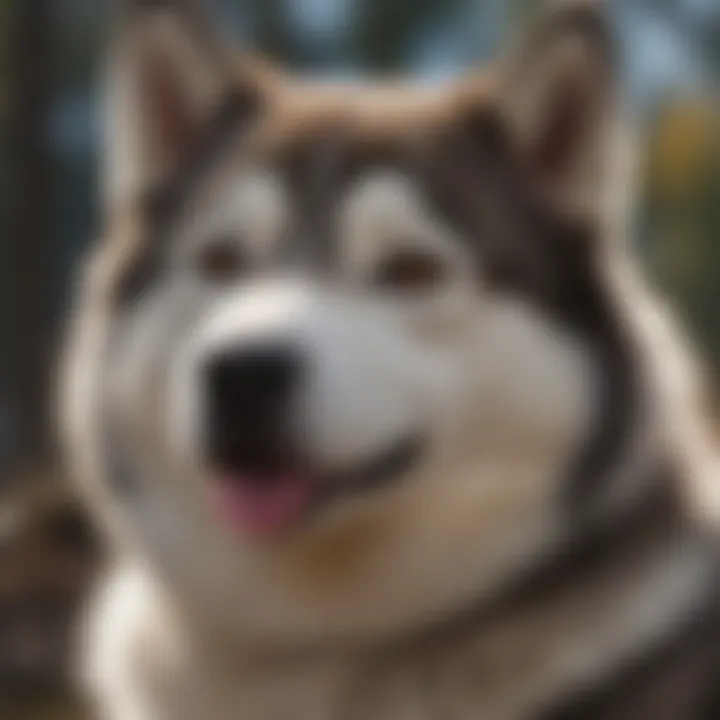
3;0;55;482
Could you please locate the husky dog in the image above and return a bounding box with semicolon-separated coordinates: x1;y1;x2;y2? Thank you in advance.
61;0;719;717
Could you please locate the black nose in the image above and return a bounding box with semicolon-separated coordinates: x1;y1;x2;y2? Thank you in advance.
204;343;303;472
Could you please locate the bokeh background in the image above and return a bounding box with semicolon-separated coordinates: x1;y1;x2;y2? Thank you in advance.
0;0;718;716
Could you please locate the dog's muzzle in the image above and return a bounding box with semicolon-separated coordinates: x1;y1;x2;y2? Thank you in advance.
201;340;423;538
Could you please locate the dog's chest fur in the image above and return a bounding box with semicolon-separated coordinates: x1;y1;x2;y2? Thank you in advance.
90;498;717;720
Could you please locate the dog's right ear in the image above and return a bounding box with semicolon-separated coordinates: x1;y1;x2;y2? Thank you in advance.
104;0;265;208
495;0;618;219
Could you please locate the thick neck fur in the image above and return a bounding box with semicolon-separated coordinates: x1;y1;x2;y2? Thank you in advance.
86;466;717;720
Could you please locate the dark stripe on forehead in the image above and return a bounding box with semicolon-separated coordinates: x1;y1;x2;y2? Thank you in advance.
272;123;424;271
277;127;349;270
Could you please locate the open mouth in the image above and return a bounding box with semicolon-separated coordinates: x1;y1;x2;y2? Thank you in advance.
207;436;423;538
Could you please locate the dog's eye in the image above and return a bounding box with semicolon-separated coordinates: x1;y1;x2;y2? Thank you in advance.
372;248;447;293
195;238;246;283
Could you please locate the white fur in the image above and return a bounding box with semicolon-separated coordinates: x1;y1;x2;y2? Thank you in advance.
82;535;714;720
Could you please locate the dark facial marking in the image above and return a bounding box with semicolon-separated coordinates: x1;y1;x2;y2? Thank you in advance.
114;88;260;306
245;115;426;275
274;127;349;270
414;109;642;511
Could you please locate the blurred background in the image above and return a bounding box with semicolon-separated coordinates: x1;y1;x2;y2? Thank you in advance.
0;0;717;716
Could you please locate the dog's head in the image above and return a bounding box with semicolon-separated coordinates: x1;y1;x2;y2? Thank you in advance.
64;0;633;645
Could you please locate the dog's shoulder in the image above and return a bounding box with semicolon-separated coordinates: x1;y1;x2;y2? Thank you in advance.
544;593;720;720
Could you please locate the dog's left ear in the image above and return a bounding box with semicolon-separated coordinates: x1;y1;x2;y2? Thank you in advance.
105;0;266;208
498;0;618;217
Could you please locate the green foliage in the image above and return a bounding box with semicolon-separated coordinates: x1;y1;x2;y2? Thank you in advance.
349;0;466;71
642;102;720;381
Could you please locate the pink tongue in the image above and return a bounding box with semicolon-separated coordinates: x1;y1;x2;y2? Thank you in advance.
211;474;312;537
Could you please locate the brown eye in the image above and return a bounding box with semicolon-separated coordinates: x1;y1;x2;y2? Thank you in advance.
373;247;447;293
195;238;246;283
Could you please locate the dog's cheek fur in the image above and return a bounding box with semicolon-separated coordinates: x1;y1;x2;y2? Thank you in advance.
267;294;596;627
